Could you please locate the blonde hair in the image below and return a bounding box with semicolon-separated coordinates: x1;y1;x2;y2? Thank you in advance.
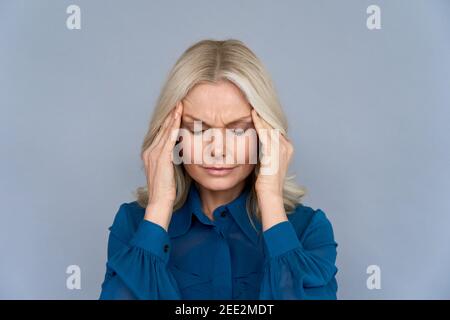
134;38;306;223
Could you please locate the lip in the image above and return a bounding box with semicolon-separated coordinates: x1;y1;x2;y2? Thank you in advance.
202;166;237;176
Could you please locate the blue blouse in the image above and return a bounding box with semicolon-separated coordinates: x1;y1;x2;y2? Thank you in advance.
99;182;338;300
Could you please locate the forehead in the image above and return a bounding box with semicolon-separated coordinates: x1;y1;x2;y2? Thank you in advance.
182;80;252;122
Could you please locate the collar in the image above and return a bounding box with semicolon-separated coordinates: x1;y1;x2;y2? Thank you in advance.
168;182;261;245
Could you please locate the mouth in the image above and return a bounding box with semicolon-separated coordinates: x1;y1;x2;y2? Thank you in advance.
202;166;237;176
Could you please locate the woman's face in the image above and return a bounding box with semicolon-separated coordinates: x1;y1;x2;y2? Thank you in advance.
179;80;258;191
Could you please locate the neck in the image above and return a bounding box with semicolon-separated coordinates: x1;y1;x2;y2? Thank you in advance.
195;180;247;221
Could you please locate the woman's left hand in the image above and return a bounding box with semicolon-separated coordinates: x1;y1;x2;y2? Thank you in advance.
251;109;294;231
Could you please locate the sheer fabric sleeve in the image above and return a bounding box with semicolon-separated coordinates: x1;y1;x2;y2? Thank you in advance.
259;209;338;300
99;203;181;300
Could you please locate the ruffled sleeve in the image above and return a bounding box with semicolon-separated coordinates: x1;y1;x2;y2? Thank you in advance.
259;209;338;300
99;203;181;300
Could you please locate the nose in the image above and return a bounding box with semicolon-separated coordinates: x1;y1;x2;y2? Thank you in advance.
210;128;227;160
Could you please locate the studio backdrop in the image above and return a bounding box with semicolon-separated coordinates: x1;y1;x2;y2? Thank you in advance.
0;0;449;299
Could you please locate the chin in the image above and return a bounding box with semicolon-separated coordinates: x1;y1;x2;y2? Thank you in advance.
195;177;240;191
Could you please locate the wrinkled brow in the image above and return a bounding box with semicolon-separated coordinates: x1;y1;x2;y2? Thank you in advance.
182;115;253;127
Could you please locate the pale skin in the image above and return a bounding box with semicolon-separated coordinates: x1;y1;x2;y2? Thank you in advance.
142;81;294;232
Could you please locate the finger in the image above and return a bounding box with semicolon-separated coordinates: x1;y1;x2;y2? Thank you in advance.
155;100;183;152
147;118;171;158
251;110;271;158
253;110;289;139
251;109;262;133
261;116;289;142
152;104;178;149
280;134;294;156
163;102;183;152
252;110;289;149
253;110;285;162
142;108;176;170
154;109;177;152
280;132;291;145
251;109;269;143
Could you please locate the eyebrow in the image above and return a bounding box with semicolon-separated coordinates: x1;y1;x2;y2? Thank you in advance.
182;115;253;127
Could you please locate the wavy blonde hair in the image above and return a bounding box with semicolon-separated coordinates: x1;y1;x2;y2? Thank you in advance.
134;39;306;224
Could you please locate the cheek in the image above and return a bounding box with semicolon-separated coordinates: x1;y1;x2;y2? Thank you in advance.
237;163;256;177
235;134;258;164
183;163;199;177
178;134;199;164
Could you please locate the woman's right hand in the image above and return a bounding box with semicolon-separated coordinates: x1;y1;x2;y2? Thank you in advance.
142;102;183;231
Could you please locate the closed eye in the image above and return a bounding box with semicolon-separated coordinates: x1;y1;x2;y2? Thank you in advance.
192;129;205;136
183;125;251;136
230;128;246;136
181;123;207;136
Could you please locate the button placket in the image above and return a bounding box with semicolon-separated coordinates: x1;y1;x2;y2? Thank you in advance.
214;208;232;239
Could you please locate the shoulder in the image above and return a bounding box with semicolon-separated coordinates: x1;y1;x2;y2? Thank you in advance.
108;201;146;242
287;203;337;245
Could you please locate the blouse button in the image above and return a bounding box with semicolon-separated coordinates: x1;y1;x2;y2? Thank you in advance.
220;211;227;218
163;244;170;253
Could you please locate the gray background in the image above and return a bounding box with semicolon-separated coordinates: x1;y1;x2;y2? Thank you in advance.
1;0;449;299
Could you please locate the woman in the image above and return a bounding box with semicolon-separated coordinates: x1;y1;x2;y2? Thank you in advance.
99;39;338;300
